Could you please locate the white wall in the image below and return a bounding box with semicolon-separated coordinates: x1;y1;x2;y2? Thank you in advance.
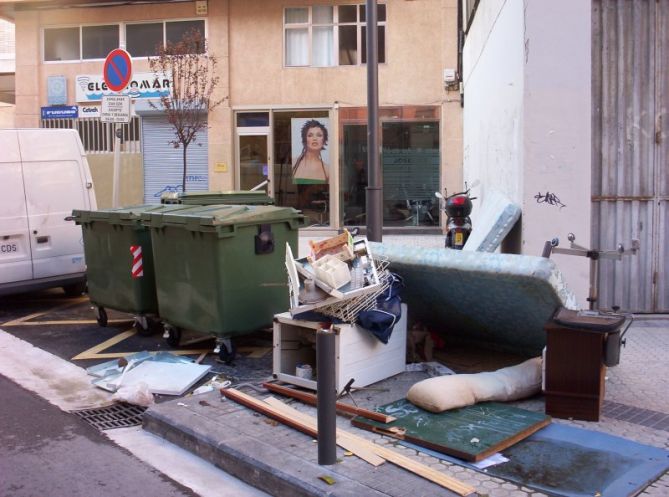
463;0;592;307
522;0;591;307
462;0;524;208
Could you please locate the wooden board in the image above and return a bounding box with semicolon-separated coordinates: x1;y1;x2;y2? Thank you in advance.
352;399;551;462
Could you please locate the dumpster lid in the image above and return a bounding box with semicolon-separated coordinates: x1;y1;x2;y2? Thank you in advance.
162;190;274;206
72;204;195;225
552;308;625;332
144;204;304;228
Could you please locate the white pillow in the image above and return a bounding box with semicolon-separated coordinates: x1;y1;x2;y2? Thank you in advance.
407;357;542;413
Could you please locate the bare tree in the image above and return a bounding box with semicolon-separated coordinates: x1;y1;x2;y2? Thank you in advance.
148;29;226;192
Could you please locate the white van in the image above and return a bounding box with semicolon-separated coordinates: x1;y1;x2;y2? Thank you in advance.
0;129;97;296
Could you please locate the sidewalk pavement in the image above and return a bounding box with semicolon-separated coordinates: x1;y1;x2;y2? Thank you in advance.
143;316;669;497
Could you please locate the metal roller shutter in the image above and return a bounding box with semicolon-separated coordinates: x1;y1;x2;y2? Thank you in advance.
141;115;209;204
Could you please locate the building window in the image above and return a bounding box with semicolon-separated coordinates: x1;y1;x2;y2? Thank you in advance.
44;20;205;62
284;4;386;67
126;20;205;57
82;25;119;59
44;27;79;61
44;25;119;62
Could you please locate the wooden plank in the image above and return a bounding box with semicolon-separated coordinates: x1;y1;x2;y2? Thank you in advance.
352;398;552;462
221;389;384;467
262;396;475;497
263;397;384;467
262;382;396;423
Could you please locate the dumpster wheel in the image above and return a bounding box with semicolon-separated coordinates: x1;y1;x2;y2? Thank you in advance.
216;339;236;364
134;315;160;337
164;325;182;348
95;306;108;328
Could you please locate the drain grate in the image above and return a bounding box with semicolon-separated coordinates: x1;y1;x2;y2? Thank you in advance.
602;401;669;432
72;403;147;430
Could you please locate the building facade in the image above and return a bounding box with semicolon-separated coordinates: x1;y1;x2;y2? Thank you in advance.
9;0;462;232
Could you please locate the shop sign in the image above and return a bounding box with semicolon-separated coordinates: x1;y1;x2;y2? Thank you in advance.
75;72;171;102
41;105;78;120
78;105;101;118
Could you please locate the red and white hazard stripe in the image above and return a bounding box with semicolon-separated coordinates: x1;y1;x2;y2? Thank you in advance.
130;245;144;278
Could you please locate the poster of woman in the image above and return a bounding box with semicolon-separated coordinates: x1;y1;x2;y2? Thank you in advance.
291;118;330;184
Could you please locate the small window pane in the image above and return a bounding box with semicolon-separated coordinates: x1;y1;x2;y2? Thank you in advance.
360;4;387;22
338;5;357;23
338;25;357;65
236;112;269;127
285;28;308;66
313;26;334;66
285;8;308;24
82;25;118;59
44;27;79;61
126;23;163;57
361;26;385;64
313;6;333;24
166;20;205;52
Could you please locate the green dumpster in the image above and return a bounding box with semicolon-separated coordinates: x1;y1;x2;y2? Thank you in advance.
161;190;274;206
72;204;196;334
142;204;305;359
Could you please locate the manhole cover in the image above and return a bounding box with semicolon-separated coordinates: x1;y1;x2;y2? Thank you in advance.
72;403;147;430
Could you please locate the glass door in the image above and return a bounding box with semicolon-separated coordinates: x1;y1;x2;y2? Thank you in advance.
238;133;271;195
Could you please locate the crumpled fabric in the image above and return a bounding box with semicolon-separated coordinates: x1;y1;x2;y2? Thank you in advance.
357;273;404;344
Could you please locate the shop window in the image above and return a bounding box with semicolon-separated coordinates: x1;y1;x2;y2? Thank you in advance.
272;111;331;226
340;106;440;228
284;4;386;67
44;27;79;61
82;25;119;60
382;122;440;226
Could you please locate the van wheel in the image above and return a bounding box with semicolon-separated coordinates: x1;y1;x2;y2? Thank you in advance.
63;281;87;297
96;307;108;328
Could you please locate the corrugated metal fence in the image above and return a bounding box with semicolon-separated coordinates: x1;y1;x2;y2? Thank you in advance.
592;0;668;312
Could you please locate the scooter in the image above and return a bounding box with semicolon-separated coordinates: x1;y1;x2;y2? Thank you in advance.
435;185;476;250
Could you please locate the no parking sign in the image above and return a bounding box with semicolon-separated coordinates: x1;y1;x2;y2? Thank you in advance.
103;48;132;93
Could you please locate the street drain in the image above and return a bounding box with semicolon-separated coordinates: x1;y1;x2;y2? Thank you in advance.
72;403;147;430
602;401;669;432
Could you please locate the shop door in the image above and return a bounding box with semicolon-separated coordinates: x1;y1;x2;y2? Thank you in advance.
238;133;272;196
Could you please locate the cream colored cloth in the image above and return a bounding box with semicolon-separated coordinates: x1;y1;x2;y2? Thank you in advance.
407;357;542;413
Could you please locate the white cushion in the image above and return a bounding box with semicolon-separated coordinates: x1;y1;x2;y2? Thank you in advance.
406;357;542;413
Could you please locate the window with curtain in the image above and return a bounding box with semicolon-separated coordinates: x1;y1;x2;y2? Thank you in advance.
284;3;386;67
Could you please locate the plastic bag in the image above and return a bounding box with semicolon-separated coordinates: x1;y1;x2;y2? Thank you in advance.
111;381;155;407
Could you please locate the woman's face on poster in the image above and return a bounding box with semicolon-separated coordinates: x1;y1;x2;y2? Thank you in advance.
305;126;325;153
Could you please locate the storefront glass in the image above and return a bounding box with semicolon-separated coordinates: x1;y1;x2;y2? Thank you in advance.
272;110;330;226
340;106;440;228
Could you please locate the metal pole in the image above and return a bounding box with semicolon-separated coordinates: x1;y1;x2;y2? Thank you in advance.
112;123;121;208
365;0;382;242
316;326;336;465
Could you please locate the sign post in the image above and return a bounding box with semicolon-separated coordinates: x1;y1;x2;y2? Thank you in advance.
103;48;132;208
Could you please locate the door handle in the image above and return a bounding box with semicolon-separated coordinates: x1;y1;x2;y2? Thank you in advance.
36;236;49;244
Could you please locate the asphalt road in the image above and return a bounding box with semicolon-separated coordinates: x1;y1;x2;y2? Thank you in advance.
0;289;272;497
0;374;198;497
